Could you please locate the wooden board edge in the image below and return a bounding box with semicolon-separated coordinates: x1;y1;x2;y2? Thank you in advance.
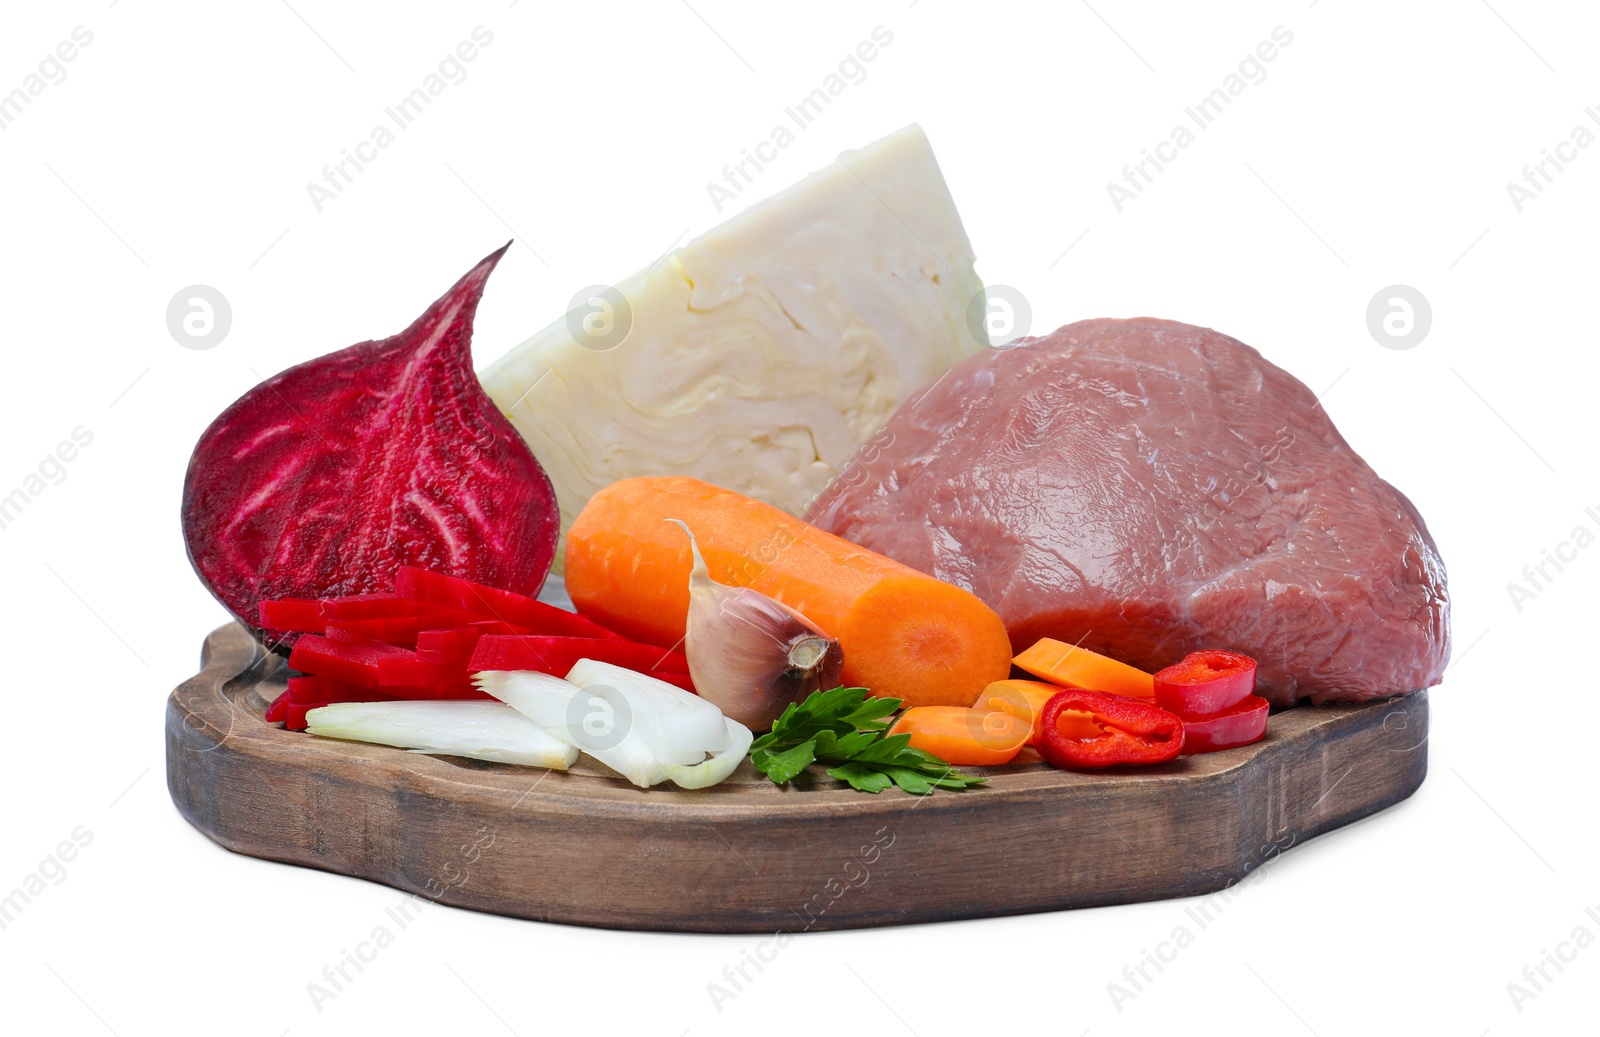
166;623;1431;933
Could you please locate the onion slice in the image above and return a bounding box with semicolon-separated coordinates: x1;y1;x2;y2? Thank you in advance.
473;669;591;741
474;669;668;781
567;659;732;764
304;700;579;769
476;662;751;789
667;717;754;789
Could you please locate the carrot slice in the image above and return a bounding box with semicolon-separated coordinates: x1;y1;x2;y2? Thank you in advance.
889;707;1028;766
563;477;1013;708
976;679;1065;747
1013;638;1156;700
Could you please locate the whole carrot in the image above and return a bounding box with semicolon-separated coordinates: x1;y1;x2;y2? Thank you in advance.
564;477;1013;708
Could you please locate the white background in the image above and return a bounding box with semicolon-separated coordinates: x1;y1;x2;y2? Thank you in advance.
1;1;1594;1033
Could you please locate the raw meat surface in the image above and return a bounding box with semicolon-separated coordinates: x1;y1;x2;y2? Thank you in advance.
805;318;1449;706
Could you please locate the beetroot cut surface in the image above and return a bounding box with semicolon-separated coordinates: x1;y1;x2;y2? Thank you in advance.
182;243;559;648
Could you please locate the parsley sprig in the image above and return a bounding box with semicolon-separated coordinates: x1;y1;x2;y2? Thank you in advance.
748;686;987;794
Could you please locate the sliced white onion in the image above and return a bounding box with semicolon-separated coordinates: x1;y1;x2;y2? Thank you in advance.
476;663;749;789
566;659;731;765
473;669;589;741
568;679;675;785
667;717;753;789
304;701;579;769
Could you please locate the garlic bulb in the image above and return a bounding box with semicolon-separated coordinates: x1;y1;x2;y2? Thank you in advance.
668;519;844;731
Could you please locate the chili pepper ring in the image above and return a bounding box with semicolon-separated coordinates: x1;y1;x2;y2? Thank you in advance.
1036;689;1186;770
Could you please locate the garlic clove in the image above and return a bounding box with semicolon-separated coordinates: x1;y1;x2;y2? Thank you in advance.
667;518;846;731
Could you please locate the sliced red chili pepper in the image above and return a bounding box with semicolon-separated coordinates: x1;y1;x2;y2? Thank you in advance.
259;598;325;635
263;688;291;723
285;676;399;728
644;669;697;695
283;703;322;732
1154;650;1258;717
468;634;691;677
1179;695;1270;755
316;593;479;625
395;566;623;640
278;677;400;730
374;655;480;697
286;675;383;704
287;635;415;689
324;614;494;646
286;697;406;730
415;621;523;663
1037;689;1184;770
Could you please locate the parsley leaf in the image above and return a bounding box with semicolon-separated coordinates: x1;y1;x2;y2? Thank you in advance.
749;687;986;795
754;740;816;784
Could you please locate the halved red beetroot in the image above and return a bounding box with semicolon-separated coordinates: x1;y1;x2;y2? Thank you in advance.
182;244;558;648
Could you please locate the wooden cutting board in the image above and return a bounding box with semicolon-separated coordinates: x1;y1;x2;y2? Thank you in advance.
166;622;1428;933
